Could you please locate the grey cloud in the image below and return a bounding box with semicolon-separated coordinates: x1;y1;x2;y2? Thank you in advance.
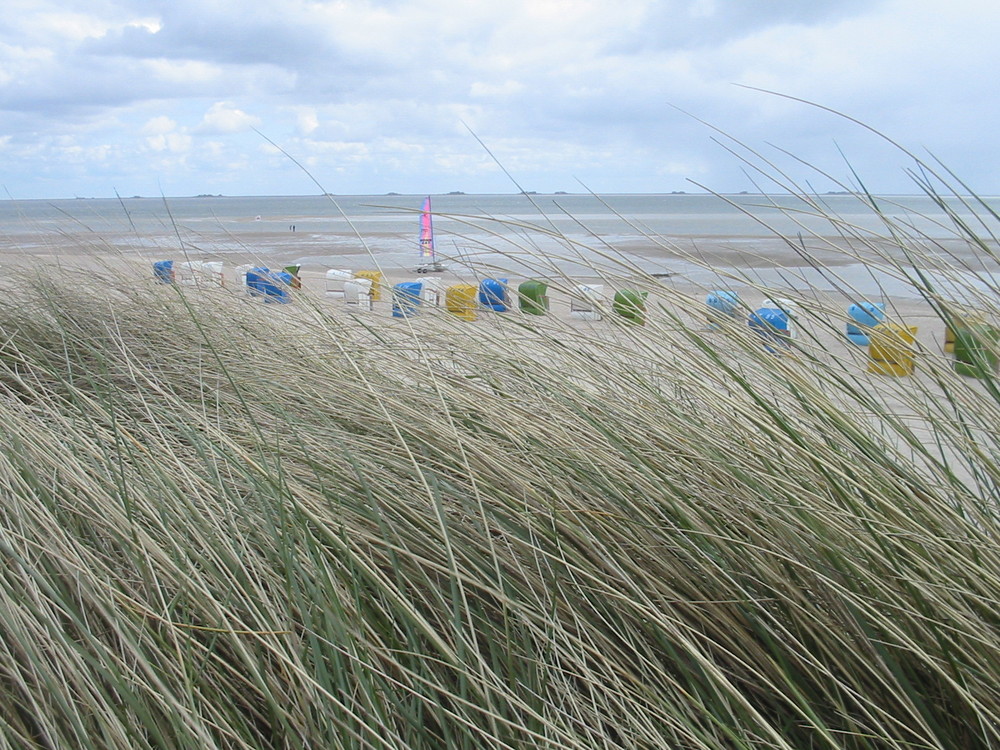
0;53;287;119
82;13;329;68
77;6;413;105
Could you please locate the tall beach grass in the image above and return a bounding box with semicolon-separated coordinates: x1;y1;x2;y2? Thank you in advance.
0;156;999;748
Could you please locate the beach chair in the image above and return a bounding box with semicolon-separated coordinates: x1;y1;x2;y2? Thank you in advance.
153;260;174;284
613;289;648;325
203;262;225;287
392;282;423;318
748;306;792;352
325;269;353;300
258;270;293;304
570;284;604;320
355;270;384;301
176;261;204;286
944;309;986;353
234;264;254;293
419;277;445;306
762;297;799;339
953;323;999;378
518;280;549;315
479;279;510;312
445;284;478;320
344;278;373;311
283;265;302;290
245;268;270;297
706;290;740;328
846;302;885;346
867;323;917;376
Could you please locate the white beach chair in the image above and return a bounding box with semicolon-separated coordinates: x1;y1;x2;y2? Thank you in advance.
202;261;224;287
234;264;254;293
325;269;353;300
418;277;444;306
344;278;373;311
176;260;204;286
570;284;605;320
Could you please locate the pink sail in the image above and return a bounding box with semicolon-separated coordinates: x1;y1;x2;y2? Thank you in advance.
419;196;434;258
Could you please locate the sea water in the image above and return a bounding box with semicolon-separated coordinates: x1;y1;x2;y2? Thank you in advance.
1;192;997;298
3;191;996;238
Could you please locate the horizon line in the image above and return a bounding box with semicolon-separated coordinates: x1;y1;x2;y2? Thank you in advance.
1;190;983;202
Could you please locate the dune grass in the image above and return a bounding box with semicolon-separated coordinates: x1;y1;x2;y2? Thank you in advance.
0;171;999;749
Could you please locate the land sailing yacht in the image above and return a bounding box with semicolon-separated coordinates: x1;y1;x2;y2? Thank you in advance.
414;196;445;273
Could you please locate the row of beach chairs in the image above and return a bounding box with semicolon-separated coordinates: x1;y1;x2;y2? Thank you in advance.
153;261;998;378
322;271;640;322
152;261;666;323
153;260;225;287
708;291;998;377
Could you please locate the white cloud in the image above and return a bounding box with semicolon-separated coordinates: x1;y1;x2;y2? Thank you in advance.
32;12;124;41
141;116;177;136
145;132;192;153
0;41;55;85
292;107;319;135
196;102;260;134
146;59;222;85
126;18;162;34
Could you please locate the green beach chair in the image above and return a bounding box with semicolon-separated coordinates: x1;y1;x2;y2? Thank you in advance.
953;323;999;378
612;289;648;325
518;280;549;315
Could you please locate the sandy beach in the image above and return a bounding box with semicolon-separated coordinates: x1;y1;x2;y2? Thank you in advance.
0;225;968;455
57;233;987;494
3;222;968;473
0;225;955;352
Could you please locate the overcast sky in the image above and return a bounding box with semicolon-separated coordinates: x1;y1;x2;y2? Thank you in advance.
1;0;998;199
